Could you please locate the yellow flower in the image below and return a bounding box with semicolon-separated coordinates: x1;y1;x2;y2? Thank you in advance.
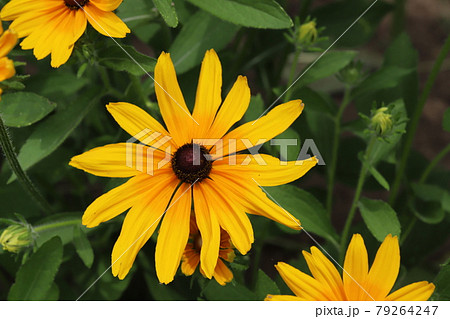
0;0;130;68
266;234;435;301
181;215;235;286
69;49;317;284
0;23;18;97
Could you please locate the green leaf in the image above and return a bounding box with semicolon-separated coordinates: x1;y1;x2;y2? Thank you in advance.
410;200;445;225
443;108;450;132
411;183;447;203
8;237;63;300
8;87;99;183
152;0;178;27
170;10;239;74
98;45;156;76
367;163;390;190
265;185;339;245
254;269;280;300
0;92;56;128
43;283;60;301
187;0;292;29
242;94;265;122
73;225;94;268
203;280;257;301
433;262;450;300
358;198;401;242
295;51;357;88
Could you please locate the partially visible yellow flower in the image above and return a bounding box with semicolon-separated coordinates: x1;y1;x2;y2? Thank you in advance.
181;215;235;286
266;234;435;301
0;0;130;68
0;23;18;98
0;224;32;253
298;20;317;45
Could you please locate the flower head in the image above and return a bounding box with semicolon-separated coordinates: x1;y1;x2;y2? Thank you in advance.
0;224;32;253
265;234;435;301
0;0;130;67
0;23;18;98
371;106;393;137
69;49;317;284
181;215;235;286
297;20;318;46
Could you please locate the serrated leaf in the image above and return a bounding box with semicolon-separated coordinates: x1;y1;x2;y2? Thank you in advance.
152;0;178;27
0;92;56;128
358;198;401;242
187;0;292;29
170;10;239;74
73;225;94;268
255;269;280;300
433;263;450;300
98;45;156;76
8;237;63;300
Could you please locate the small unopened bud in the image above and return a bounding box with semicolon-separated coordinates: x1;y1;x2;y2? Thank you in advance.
337;61;364;86
298;21;318;46
371;107;393;136
0;224;32;253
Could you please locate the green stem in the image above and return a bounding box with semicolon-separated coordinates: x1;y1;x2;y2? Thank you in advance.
130;74;151;108
326;87;352;215
98;65;123;99
299;0;313;21
283;49;301;102
0;115;52;215
399;215;416;246
389;34;450;205
34;218;82;233
391;0;407;38
419;143;450;184
339;136;377;261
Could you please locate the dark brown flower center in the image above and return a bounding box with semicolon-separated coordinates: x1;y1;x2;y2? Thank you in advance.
171;143;212;184
64;0;89;10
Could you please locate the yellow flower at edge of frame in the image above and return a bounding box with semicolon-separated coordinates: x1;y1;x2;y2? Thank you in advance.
265;234;435;301
69;49;318;284
0;0;130;68
0;24;18;98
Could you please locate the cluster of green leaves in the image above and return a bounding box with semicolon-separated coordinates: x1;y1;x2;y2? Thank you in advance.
0;0;449;301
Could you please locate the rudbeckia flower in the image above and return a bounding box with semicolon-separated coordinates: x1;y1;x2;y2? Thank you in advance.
69;49;317;284
266;234;435;301
0;23;17;98
181;215;235;286
0;0;130;68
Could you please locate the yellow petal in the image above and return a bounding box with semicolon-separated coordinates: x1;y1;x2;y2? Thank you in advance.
208;75;250;139
111;173;178;279
275;262;329;300
303;247;345;300
69;143;171;177
193;182;221;278
84;3;130;38
365;234;400;300
155;183;192;284
1;0;63;21
386;281;435;301
343;234;370;301
106;102;175;149
0;29;17;58
265;295;304;301
154;52;194;147
213;259;233;286
0;57;15;82
191;49;222;138
216;100;304;157
181;246;200;276
82;173;155;228
211;171;301;230
91;0;123;11
202;180;254;255
213;154;317;186
8;8;62;38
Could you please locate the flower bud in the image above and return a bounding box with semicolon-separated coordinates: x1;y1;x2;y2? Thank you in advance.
297;21;318;46
371;107;393;137
0;224;33;253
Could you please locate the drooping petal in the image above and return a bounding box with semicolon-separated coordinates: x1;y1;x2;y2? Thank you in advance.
386;281;435;301
191;49;222;138
154;52;195;147
213;259;233;286
0;57;15;82
181;245;200;276
210;171;301;230
155;183;192;284
0;29;17;58
201;180;253;255
275;262;329;300
213;154;317;186
84;3;130;38
365;234;400;300
111;173;178;280
193;182;221;278
343;234;370;301
91;0;123;11
69;143;171;177
303;247;346;301
82;173;154;227
106;102;175;149
208;75;250;139
215;100;304;157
